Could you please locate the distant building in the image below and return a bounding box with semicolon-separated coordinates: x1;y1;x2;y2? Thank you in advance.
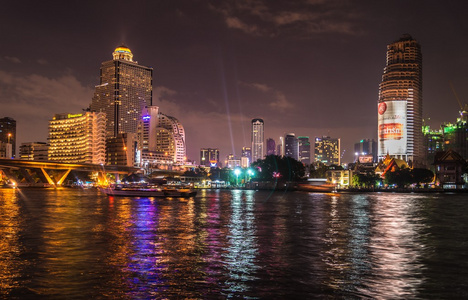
241;147;252;167
251;118;264;163
19;142;49;161
266;138;276;155
315;136;340;166
48;112;106;164
90;45;153;137
442;108;468;160
423;106;468;167
200;148;219;167
284;133;298;160
225;153;240;169
298;136;311;165
354;139;377;162
0;117;16;158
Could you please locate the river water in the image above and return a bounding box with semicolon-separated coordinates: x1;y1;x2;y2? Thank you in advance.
0;188;467;299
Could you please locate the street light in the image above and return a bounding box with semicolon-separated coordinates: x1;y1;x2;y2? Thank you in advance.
234;168;241;186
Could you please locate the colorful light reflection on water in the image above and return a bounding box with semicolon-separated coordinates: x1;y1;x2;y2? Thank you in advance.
1;188;468;298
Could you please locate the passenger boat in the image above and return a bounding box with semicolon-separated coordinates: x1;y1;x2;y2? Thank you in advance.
99;183;197;198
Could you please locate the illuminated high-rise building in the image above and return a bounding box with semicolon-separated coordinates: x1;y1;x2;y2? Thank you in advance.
90;45;153;137
314;136;340;166
378;34;423;166
251;118;264;163
0;117;16;158
155;113;186;164
48;112;106;164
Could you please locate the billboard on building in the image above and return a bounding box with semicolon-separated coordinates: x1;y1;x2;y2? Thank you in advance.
378;100;407;156
358;155;374;164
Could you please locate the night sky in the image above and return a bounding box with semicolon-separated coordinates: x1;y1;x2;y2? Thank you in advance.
1;0;467;163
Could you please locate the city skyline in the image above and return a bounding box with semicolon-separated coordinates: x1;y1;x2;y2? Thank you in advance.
1;1;468;163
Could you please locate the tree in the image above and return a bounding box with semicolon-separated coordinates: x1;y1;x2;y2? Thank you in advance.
411;168;434;186
251;155;305;182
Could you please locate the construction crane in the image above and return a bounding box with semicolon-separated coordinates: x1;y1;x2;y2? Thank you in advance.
449;82;468;119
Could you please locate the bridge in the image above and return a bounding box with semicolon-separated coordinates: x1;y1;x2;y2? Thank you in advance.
0;158;139;187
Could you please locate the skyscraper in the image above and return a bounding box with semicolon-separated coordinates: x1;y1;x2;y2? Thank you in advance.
251;118;264;163
0;117;16;158
90;45;153;137
284;133;298;160
315;136;340;166
378;34;423;166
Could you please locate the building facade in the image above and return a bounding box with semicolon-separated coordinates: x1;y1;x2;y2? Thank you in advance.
298;136;311;165
0;117;16;158
315;136;340;166
241;146;252;167
251;118;264;163
48;112;106;164
19;142;49;161
90;45;153;137
378;34;423;166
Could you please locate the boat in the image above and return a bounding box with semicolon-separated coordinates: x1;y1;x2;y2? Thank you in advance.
296;178;336;193
99;183;197;198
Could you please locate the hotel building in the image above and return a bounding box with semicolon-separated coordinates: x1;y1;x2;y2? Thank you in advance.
315;136;340;166
378;34;423;166
90;45;153;137
48;112;106;164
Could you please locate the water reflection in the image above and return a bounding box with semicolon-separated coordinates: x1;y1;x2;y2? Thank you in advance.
364;194;427;298
224;190;259;297
0;190;23;294
1;189;467;298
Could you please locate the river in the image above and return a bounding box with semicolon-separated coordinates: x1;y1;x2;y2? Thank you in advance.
0;188;467;299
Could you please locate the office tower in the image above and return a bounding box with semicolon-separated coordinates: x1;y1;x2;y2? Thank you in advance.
354;139;377;162
266;138;276;155
90;45;153;137
298;136;311;165
139;105;159;152
0;117;16;158
200;148;219;167
241;147;252;167
284;133;298;160
48;112;106;164
19;142;49;161
315;136;340;166
251;118;264;163
378;34;423;166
